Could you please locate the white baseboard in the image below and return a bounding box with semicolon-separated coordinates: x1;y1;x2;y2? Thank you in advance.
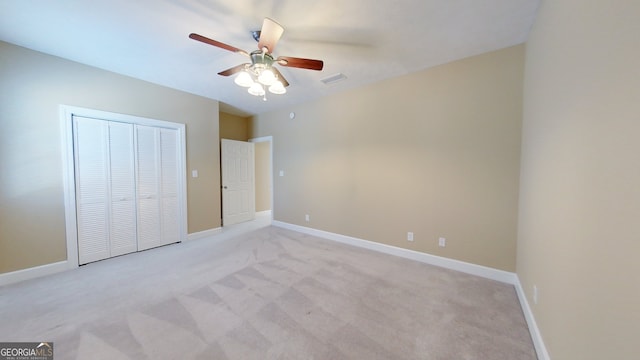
272;221;517;284
2;227;225;285
186;227;222;241
514;277;551;360
255;210;272;217
272;220;549;359
2;220;549;359
0;261;72;287
1;227;224;286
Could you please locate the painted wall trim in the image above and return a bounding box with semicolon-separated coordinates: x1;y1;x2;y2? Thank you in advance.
255;210;272;217
186;227;222;241
0;261;72;287
515;277;551;360
272;220;517;284
248;136;272;143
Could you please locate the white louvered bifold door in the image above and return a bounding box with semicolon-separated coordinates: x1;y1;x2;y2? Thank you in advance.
74;117;137;264
74;117;110;264
136;125;162;251
136;126;181;251
108;121;137;257
159;128;180;246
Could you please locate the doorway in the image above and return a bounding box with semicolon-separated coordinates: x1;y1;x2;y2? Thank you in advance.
218;136;272;227
249;136;273;221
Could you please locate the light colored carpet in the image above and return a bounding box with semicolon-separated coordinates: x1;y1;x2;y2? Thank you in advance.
0;223;536;359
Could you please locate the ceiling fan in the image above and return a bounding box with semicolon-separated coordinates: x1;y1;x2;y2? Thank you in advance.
189;18;324;98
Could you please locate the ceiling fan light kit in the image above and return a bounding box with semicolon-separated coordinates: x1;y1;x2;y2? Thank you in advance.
190;17;324;101
232;53;286;98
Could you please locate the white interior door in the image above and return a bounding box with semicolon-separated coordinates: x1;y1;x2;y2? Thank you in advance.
221;139;255;226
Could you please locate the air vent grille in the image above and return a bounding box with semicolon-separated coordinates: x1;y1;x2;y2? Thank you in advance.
320;73;347;85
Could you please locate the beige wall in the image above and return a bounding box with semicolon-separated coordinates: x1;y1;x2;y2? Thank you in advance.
254;141;272;212
518;0;640;358
219;112;250;141
251;45;524;271
0;41;221;274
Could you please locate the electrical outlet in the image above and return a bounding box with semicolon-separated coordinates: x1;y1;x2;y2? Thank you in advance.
438;237;446;247
407;232;414;241
305;214;310;222
533;285;538;305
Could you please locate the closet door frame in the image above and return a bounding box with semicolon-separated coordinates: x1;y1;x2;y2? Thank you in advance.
61;105;187;268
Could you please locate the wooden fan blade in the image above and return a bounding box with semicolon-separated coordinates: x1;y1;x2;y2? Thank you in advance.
258;18;284;53
276;56;324;71
272;67;289;87
218;63;250;76
189;33;249;57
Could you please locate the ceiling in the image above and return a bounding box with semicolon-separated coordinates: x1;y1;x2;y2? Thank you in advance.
0;0;540;117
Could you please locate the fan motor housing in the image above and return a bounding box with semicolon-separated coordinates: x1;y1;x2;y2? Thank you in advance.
250;50;274;68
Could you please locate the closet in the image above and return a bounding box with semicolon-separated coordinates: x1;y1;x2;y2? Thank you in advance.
72;115;183;265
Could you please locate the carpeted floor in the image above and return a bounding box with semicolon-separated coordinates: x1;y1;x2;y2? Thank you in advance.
0;224;536;359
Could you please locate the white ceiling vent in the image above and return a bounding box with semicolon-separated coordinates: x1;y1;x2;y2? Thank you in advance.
321;73;347;85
